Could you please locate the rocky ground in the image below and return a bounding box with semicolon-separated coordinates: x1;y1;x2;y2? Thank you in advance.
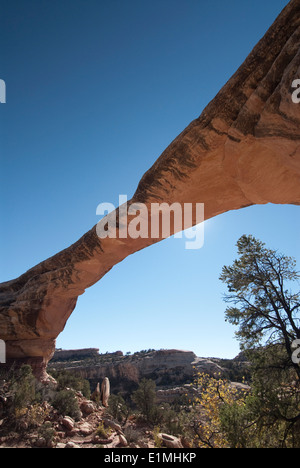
0;348;250;448
0;389;183;449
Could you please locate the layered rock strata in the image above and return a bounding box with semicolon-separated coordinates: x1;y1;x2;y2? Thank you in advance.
49;349;227;394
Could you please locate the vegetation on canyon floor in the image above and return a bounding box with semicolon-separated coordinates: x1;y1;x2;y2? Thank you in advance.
0;346;299;448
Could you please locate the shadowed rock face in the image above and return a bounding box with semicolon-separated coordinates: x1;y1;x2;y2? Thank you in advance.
0;0;300;380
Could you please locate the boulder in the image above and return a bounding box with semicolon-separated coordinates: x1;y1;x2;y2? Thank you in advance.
80;400;95;415
102;418;122;433
118;434;128;447
78;422;94;436
61;416;75;432
65;441;80;448
158;433;183;449
56;443;66;449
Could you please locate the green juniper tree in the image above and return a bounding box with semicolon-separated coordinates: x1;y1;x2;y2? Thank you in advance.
219;235;300;447
131;378;163;425
220;234;300;380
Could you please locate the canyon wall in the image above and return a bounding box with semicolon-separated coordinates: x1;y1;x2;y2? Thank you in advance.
48;349;232;394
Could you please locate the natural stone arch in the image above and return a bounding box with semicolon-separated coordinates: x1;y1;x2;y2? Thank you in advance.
0;0;299;380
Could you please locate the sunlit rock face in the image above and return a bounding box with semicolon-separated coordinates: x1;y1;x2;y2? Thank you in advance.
0;0;299;380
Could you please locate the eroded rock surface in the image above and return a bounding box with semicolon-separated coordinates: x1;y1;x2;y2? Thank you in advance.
0;0;299;379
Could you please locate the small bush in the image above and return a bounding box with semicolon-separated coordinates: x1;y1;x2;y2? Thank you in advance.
0;365;38;421
51;389;81;420
96;421;111;440
108;393;131;424
160;405;188;437
49;369;91;399
38;421;56;447
16;404;49;430
123;426;140;444
132;379;157;424
153;426;163;448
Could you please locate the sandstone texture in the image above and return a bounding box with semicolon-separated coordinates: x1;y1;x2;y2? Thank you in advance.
0;0;299;378
157;433;183;449
101;377;110;408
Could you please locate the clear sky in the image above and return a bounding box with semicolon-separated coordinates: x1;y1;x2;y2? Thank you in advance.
1;0;299;359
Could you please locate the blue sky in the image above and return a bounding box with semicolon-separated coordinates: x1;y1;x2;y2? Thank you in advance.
1;0;299;358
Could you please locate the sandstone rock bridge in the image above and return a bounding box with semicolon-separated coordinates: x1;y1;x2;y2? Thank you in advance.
1;0;300;380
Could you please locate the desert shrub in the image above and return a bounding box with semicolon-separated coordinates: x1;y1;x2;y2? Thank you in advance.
0;365;45;432
190;372;248;448
51;389;81;420
49;369;90;398
11;365;36;410
38;421;56;447
96;421;111;439
14;403;50;431
0;365;37;419
153;426;163;448
108;393;131;424
123;426;140;444
220;348;300;448
132;379;164;425
160;405;189;437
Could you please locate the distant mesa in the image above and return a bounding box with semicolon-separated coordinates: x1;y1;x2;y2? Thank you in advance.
51;348;124;362
51;348;101;362
48;348;249;396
